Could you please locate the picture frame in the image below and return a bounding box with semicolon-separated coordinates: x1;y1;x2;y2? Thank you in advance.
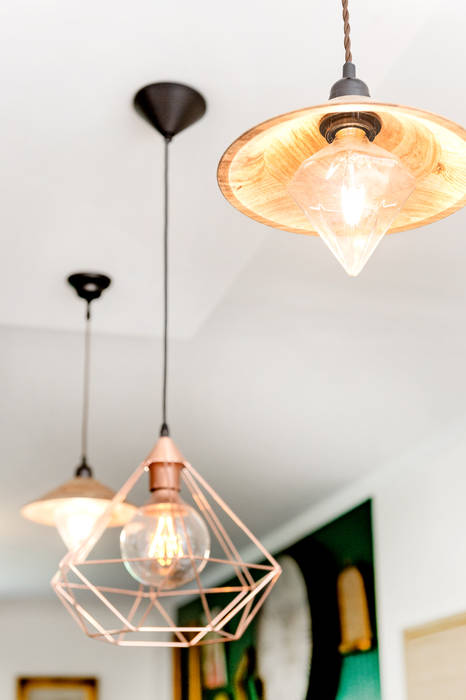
405;612;466;699
17;677;98;700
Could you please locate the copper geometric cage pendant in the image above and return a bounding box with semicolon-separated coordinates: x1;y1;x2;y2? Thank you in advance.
52;82;281;647
52;436;281;647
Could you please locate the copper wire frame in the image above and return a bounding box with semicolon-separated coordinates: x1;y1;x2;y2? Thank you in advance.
52;456;281;647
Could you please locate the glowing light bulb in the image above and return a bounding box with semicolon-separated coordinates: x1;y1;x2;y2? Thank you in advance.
288;128;416;276
341;182;366;226
147;513;184;565
55;498;110;551
120;492;210;589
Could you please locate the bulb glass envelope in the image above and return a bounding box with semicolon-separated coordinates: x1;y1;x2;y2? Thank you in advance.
52;438;281;648
288;128;416;275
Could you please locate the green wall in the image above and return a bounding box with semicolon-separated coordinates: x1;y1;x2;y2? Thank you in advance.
310;501;380;699
177;500;380;699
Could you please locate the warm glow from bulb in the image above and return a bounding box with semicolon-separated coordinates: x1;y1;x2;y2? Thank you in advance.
55;498;109;551
341;183;366;226
120;497;211;588
147;513;184;566
288;127;416;276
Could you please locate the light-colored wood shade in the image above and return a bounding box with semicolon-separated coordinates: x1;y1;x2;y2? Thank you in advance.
21;476;135;526
218;97;466;235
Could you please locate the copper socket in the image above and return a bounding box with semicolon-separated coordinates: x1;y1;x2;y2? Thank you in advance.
148;461;183;492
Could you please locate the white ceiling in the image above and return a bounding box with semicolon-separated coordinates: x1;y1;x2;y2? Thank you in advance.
1;0;465;596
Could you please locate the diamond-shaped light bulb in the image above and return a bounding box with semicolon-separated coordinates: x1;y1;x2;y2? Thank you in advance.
288;128;416;276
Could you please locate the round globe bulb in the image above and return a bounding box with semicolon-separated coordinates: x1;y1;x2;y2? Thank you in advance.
288;128;416;276
120;493;210;589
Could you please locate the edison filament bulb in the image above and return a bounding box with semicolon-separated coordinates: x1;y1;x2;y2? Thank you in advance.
288;127;416;276
120;466;210;589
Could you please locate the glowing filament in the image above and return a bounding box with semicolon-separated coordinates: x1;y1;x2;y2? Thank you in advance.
147;514;184;566
288;128;416;276
341;183;366;226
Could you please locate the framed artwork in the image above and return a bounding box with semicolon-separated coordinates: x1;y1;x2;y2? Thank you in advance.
175;500;381;700
17;677;98;700
405;612;466;699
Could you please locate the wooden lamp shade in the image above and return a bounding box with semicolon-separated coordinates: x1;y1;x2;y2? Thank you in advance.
218;97;466;237
21;477;134;527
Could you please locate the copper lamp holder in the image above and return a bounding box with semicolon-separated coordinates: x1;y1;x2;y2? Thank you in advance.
146;436;184;492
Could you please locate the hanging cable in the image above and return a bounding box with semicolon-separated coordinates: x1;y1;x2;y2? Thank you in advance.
76;301;92;476
160;136;171;437
341;0;353;63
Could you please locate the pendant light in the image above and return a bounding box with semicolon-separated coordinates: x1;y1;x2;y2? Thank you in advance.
218;0;466;276
21;273;134;549
52;83;281;648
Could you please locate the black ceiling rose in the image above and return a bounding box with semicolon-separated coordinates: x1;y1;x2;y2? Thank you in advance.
134;82;207;139
67;272;111;304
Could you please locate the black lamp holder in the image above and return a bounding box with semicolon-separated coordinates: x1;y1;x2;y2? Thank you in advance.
329;61;371;100
320;109;382;143
321;1;382;142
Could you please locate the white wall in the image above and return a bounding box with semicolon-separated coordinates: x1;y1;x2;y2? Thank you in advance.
375;419;466;700
3;416;466;700
0;598;171;700
248;414;466;700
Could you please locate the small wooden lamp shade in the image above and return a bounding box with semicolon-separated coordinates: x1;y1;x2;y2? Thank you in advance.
337;564;373;654
21;477;133;527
